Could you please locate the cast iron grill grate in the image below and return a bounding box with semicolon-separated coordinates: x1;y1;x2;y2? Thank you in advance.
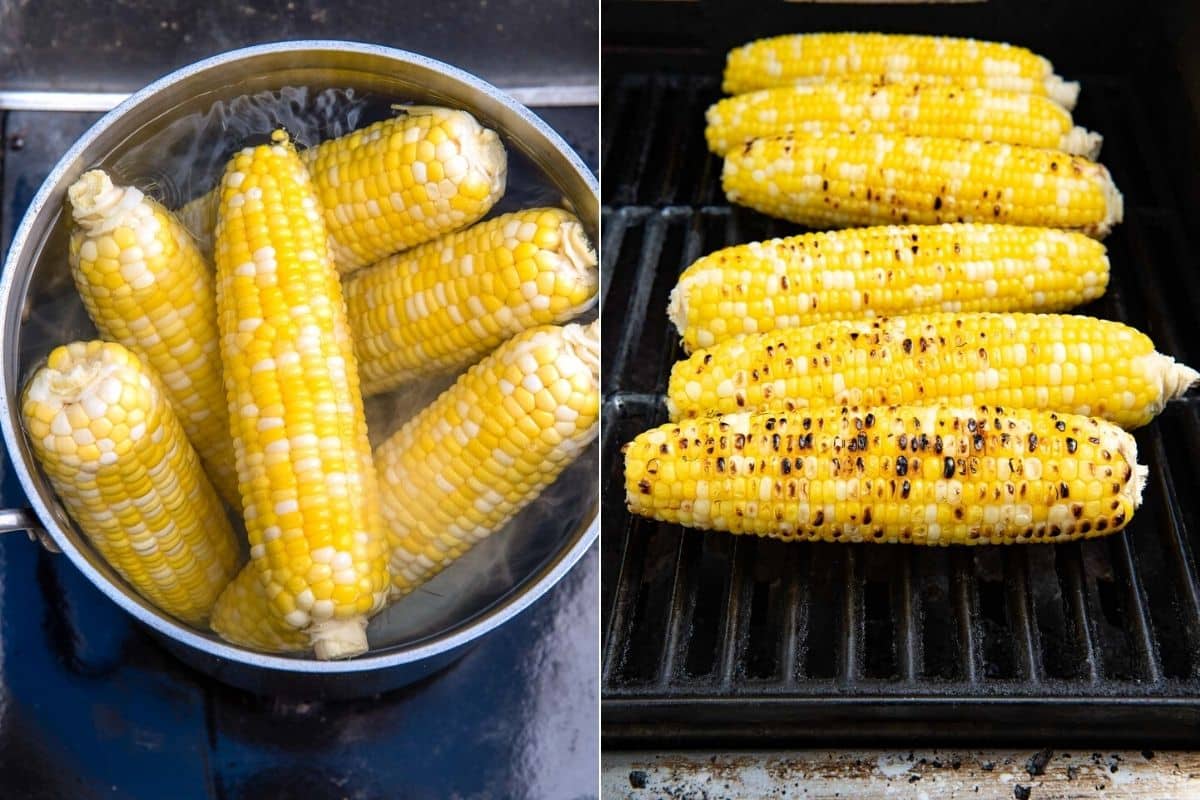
600;70;1200;745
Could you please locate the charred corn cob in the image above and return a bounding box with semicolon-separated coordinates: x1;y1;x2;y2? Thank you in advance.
669;224;1108;351
21;341;239;624
723;33;1079;109
346;208;598;396
211;563;308;653
723;132;1122;237
215;130;388;659
66;170;239;506
179;107;507;274
378;321;600;597
625;405;1145;545
669;313;1198;429
705;83;1100;158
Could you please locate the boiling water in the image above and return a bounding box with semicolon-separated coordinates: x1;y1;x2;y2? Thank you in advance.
18;87;597;653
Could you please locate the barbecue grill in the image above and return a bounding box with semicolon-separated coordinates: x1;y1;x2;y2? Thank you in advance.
601;0;1200;746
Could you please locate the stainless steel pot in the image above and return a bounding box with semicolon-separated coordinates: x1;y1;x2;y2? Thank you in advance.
0;41;599;698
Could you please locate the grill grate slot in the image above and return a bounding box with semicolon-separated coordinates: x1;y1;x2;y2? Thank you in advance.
601;64;1200;743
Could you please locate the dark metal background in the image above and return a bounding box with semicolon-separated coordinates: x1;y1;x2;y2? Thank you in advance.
601;0;1200;747
0;4;599;795
0;0;597;92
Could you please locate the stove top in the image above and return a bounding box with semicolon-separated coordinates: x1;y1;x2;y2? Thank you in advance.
0;87;598;800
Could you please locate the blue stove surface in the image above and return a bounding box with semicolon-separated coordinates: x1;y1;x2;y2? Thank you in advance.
0;104;598;799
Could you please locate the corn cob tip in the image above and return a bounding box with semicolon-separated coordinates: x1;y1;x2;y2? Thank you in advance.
562;218;598;270
309;618;369;660
1120;434;1148;510
1158;354;1200;405
1063;127;1104;159
413;109;513;204
563;319;601;376
1045;74;1080;110
67;170;144;233
666;283;688;347
1092;163;1124;237
27;342;137;415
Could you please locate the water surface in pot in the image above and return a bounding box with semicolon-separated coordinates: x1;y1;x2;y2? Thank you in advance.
14;81;598;657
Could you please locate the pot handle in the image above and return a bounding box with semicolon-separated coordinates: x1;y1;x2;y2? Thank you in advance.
0;453;59;553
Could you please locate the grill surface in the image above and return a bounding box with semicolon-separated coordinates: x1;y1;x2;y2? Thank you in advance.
601;5;1200;745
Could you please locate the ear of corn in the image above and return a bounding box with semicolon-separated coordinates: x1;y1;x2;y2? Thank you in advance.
214;130;388;660
705;83;1100;158
67;170;239;506
378;321;600;597
669;224;1109;351
723;33;1079;109
211;562;309;654
625;405;1145;545
21;341;239;624
723;132;1122;237
178;109;507;274
669;313;1198;429
346;208;598;396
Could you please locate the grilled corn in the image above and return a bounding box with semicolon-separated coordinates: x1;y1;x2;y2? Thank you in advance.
67;170;239;505
179;107;507;274
214;130;388;659
22;340;239;624
723;33;1079;109
723;132;1122;237
378;321;600;597
705;82;1100;158
625;405;1145;544
669;224;1109;351
346;208;598;396
668;313;1198;429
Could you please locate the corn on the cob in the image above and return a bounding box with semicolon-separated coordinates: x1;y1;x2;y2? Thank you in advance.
180;108;507;274
66;170;239;506
346;208;598;396
625;404;1145;545
214;130;388;659
723;132;1122;237
723;33;1079;109
21;340;239;624
669;313;1198;429
211;563;308;653
705;82;1100;158
378;321;600;597
669;224;1108;351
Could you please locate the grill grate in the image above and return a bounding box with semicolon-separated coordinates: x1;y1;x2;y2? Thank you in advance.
601;69;1200;745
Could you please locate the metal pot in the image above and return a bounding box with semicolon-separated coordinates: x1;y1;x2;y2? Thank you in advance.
0;41;599;698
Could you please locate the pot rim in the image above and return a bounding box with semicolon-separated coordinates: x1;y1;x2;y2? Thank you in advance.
0;40;599;674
